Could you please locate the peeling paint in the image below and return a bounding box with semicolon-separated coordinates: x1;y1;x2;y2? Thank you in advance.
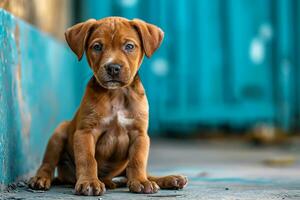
15;24;31;140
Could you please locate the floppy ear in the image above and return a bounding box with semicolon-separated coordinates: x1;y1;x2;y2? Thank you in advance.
65;19;96;61
131;19;164;58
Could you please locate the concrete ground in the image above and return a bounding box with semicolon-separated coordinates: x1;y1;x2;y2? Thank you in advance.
1;139;300;200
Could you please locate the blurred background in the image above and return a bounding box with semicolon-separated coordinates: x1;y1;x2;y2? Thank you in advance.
2;0;300;134
1;0;300;196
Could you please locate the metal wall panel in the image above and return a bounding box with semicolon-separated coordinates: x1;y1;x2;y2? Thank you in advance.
79;0;300;132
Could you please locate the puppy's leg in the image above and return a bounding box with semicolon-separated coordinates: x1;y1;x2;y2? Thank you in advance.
29;121;69;190
148;175;188;189
73;130;105;196
56;151;76;185
127;135;159;194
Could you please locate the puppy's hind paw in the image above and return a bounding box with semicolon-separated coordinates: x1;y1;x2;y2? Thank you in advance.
102;179;117;189
155;175;188;190
28;176;51;190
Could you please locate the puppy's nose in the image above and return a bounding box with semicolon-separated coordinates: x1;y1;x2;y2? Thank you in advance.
106;63;121;76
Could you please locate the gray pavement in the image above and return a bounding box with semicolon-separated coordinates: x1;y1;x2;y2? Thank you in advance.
1;139;300;200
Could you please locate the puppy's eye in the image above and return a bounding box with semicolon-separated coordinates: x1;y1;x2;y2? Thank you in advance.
93;43;103;51
124;43;135;51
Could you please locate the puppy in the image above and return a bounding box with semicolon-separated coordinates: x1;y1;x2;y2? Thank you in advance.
29;17;187;196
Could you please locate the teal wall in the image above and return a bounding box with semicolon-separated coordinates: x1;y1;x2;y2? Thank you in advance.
78;0;300;132
0;9;80;185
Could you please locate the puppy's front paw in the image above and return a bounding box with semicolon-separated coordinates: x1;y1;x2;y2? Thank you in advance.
156;175;188;189
28;175;51;190
75;178;105;196
128;179;159;194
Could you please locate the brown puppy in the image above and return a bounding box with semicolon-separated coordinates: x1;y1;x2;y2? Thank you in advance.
28;17;187;196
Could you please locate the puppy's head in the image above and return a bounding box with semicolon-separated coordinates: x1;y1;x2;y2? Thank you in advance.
65;17;164;89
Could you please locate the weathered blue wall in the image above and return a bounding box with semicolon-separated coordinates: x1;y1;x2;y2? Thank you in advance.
0;9;80;185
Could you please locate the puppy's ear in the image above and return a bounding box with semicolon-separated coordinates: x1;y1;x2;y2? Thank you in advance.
65;19;96;61
131;19;164;58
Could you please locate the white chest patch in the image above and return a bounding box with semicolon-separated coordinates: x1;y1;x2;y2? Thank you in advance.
101;109;134;127
117;110;134;126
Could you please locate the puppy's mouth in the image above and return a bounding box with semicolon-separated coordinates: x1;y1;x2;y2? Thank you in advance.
94;70;130;89
106;80;123;83
103;80;125;89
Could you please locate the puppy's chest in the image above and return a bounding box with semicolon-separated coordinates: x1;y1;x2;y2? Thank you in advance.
96;99;133;160
100;99;134;129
